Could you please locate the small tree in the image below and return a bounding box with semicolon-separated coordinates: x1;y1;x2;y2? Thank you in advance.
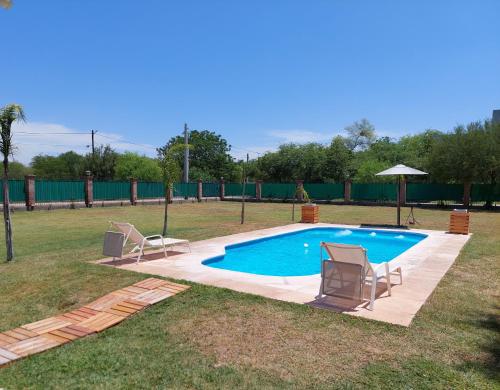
158;144;184;237
292;186;310;221
0;104;25;261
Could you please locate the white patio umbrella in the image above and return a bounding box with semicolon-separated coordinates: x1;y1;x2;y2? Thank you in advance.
376;164;428;227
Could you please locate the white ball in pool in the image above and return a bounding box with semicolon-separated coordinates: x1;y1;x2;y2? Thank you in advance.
304;243;309;248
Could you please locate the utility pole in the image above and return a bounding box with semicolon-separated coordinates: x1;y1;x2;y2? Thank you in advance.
91;130;97;155
240;153;249;224
183;123;189;183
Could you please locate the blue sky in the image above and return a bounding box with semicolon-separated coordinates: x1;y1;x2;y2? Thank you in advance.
2;0;499;163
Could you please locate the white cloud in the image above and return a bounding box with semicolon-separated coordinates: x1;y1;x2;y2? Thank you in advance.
268;129;334;144
11;121;157;164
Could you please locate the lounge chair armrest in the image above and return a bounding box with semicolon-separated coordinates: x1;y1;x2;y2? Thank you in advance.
145;234;164;240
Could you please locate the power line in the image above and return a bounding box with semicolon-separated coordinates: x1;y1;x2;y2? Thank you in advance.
14;132;90;135
95;133;157;150
230;146;262;156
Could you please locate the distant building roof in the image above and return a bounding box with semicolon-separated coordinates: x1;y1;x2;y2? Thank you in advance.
493;110;500;124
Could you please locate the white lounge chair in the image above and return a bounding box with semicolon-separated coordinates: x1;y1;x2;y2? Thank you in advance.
110;222;190;263
317;242;402;310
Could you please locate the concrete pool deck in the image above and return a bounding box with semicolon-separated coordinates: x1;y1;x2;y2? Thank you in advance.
97;223;471;326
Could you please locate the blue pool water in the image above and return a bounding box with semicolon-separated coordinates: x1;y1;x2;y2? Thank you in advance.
202;227;427;276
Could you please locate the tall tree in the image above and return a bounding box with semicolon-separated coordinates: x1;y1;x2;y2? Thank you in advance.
0;104;25;261
256;143;327;182
114;152;162;181
324;136;354;181
157;144;184;237
84;145;118;180
159;130;237;181
344;118;376;151
8;161;32;179
32;151;85;179
428;121;498;184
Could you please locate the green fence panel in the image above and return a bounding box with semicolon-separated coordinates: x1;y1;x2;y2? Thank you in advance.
0;180;25;202
202;182;220;197
351;183;397;201
93;181;130;200
224;183;256;197
173;182;198;198
304;183;344;200
471;183;500;202
137;181;164;199
406;183;463;202
35;180;85;202
261;183;296;199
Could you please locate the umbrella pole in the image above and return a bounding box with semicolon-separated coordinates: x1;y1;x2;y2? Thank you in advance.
397;175;401;227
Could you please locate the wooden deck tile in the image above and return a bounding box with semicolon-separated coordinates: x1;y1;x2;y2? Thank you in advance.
4;335;62;357
0;278;189;368
0;333;20;346
0;347;20;364
22;317;73;335
134;289;174;304
78;312;124;332
58;313;87;324
56;324;95;338
118;300;149;311
84;294;124;311
43;333;72;345
10;328;39;338
133;278;170;290
48;329;80;341
111;286;150;298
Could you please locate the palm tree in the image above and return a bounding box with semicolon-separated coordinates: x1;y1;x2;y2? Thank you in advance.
157;144;184;236
0;104;25;261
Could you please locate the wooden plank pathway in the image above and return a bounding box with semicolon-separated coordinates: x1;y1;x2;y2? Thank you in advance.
0;278;190;367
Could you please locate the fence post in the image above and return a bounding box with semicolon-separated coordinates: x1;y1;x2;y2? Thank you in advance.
400;177;407;206
296;180;304;201
197;179;203;202
344;179;352;202
130;178;137;205
219;177;225;200
463;181;471;207
256;180;262;200
84;172;93;208
24;174;35;211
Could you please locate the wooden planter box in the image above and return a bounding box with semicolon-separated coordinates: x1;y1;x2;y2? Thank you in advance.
301;204;319;223
449;210;470;234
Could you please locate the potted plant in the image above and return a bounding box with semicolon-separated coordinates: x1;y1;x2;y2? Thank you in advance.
292;186;319;223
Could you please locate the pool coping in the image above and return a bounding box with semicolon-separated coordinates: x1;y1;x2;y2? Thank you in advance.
97;223;471;326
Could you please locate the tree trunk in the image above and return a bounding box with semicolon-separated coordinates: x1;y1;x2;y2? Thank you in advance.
240;178;246;224
3;160;13;261
162;183;171;236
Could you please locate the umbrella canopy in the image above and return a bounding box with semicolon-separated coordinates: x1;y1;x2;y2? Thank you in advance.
375;164;428;227
376;164;427;176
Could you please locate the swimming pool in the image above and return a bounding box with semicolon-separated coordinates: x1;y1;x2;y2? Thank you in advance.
202;227;427;276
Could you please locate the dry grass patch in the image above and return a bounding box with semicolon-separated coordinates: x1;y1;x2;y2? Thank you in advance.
167;298;409;383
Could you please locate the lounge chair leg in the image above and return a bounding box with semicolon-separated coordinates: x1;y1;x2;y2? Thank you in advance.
315;277;324;300
398;267;403;284
369;279;376;310
385;263;392;296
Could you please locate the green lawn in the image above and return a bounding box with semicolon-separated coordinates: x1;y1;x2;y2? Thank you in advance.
0;202;498;389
